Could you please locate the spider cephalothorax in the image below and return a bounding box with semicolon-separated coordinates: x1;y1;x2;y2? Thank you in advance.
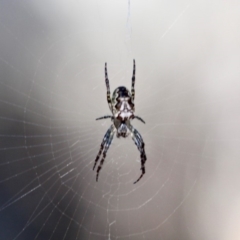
93;60;147;184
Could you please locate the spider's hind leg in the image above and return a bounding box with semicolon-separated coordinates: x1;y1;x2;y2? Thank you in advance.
96;130;114;181
129;125;147;184
93;125;115;182
93;126;111;171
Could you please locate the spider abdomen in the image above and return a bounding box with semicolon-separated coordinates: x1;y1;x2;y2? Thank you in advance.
112;86;135;120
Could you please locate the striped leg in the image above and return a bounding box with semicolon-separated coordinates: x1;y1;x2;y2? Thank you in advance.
134;115;145;124
129;125;147;184
93;126;112;171
96;130;115;182
96;115;113;121
105;63;113;112
131;59;136;101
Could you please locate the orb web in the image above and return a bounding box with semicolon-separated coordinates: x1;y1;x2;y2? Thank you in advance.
1;1;240;240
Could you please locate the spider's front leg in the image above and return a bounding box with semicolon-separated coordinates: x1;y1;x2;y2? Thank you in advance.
93;125;115;182
105;63;113;113
129;125;147;184
131;59;136;101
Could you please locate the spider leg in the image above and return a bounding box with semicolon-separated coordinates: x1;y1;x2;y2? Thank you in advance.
131;59;136;101
105;63;113;113
134;116;145;124
129;125;147;184
96;129;115;182
96;115;113;121
93;126;112;171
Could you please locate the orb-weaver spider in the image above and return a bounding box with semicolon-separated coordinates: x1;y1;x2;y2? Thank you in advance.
93;60;147;184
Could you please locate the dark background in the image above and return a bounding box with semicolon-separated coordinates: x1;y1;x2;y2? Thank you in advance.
0;0;240;239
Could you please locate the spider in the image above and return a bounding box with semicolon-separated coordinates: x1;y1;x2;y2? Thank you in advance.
93;60;147;184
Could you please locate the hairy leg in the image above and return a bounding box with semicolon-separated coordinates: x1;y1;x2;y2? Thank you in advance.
131;59;136;101
129;125;147;184
134;115;145;124
96;115;113;120
105;63;113;112
96;130;115;181
93;126;112;171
